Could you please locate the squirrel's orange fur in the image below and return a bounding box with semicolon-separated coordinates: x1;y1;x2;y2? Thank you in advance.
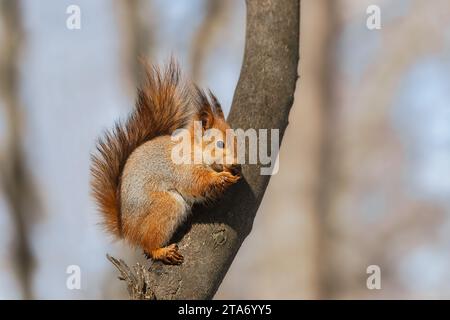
91;61;239;264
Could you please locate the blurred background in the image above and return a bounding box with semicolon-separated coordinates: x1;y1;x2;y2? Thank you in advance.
1;0;450;299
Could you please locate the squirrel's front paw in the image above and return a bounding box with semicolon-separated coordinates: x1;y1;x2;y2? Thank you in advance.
217;171;240;185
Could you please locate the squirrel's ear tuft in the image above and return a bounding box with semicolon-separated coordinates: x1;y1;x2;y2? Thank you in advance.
194;86;215;129
200;105;215;129
208;90;225;120
207;89;224;120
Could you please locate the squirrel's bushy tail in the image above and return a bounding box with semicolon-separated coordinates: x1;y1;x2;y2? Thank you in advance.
90;61;194;237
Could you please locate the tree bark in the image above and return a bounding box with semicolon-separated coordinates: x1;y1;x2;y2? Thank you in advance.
110;0;300;299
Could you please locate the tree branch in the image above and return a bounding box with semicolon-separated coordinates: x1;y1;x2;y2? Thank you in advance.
106;254;155;300
109;0;300;299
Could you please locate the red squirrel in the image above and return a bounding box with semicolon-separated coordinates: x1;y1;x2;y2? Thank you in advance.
91;61;240;265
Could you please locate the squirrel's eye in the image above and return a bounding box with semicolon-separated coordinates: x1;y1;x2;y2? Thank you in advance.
216;140;225;149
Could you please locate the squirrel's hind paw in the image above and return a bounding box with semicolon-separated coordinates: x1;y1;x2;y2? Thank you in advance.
148;244;184;265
